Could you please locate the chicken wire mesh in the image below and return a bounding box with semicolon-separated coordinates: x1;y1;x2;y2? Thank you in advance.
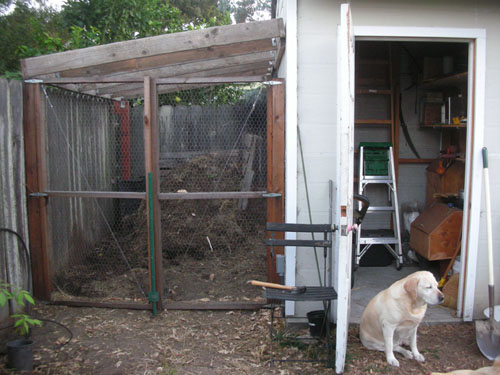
158;84;268;302
42;86;149;302
41;83;269;304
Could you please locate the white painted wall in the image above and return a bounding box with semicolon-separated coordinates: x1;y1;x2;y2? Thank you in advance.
277;0;500;319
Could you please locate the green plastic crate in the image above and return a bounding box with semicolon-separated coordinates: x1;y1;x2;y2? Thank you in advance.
360;142;392;176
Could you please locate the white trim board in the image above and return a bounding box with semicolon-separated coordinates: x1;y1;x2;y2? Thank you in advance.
284;0;298;317
352;25;486;321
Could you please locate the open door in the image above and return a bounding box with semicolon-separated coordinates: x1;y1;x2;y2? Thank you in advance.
335;3;355;374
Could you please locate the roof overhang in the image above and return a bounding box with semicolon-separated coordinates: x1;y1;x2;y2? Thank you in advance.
21;19;285;99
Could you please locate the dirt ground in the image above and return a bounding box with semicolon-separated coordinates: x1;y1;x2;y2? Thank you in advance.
0;303;491;375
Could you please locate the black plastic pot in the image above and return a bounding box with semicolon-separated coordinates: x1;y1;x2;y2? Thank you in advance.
7;339;33;371
307;310;326;338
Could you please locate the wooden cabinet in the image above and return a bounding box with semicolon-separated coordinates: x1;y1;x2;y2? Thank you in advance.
426;159;465;205
410;203;462;261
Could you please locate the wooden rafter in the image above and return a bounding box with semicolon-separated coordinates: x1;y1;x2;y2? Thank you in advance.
21;19;285;99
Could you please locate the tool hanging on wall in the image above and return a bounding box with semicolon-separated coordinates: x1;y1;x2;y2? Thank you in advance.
399;93;421;159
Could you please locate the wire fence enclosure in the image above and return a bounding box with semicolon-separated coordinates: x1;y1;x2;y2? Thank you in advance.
39;83;270;307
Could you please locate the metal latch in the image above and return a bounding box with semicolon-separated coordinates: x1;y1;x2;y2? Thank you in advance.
30;192;48;197
262;192;281;198
148;291;159;303
263;80;283;86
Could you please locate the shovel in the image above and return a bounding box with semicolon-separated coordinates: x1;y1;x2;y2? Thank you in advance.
476;147;500;360
249;280;307;294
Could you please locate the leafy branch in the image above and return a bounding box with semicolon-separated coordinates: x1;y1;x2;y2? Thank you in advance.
0;281;42;337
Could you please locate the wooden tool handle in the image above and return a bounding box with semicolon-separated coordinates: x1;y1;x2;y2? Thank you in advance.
250;280;294;290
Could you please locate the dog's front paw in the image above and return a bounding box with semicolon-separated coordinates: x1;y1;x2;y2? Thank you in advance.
387;356;400;367
414;352;425;362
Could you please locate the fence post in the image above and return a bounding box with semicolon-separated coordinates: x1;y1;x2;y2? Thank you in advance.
266;79;285;283
23;83;52;300
144;77;163;310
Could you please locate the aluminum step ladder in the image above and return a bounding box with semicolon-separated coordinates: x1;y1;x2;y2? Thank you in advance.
356;145;403;269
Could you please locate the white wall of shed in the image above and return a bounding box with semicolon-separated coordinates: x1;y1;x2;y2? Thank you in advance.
283;0;500;320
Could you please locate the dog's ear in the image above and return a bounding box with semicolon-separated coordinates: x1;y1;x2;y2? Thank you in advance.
404;276;419;301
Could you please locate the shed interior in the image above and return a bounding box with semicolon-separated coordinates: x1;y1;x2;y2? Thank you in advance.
352;40;469;320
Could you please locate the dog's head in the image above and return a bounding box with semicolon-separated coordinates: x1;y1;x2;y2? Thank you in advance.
404;271;444;305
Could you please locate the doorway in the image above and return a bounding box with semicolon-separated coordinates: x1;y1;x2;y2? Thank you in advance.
351;39;475;323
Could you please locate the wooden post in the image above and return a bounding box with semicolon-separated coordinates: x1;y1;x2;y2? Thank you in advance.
23;83;52;299
143;77;163;309
266;79;285;283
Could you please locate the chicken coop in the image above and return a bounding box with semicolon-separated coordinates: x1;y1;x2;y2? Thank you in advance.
21;19;285;310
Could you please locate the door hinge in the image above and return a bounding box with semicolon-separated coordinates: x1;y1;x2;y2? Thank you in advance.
30;192;48;198
262;192;282;198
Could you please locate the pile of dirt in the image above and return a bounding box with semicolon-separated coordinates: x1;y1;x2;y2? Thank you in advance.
120;154;264;259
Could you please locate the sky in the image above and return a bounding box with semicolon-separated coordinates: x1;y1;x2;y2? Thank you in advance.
47;0;65;10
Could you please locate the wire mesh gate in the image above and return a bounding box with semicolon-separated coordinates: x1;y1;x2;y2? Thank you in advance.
26;78;281;309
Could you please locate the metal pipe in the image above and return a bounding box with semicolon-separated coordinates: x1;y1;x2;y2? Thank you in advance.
147;172;158;316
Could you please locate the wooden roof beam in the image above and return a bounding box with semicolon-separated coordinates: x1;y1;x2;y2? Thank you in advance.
53;38;277;79
21;19;285;78
74;52;275;96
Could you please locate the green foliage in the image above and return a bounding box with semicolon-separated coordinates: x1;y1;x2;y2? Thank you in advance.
0;281;42;337
218;0;271;23
170;0;218;24
0;2;64;75
159;84;245;107
60;0;185;45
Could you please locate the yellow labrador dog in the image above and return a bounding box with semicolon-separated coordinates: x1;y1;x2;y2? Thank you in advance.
360;270;444;367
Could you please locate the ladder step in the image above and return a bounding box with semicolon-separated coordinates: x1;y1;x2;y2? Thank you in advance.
359;237;399;245
361;177;393;183
367;206;395;212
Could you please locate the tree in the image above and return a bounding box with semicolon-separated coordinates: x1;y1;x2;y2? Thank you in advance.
0;1;64;75
169;0;218;24
59;0;185;46
217;0;271;23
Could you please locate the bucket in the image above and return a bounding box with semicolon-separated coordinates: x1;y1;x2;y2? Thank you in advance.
7;339;33;371
307;310;326;338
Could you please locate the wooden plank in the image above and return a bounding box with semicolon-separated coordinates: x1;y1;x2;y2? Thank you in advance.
266;79;285;284
23;83;52;300
51;299;265;310
22;19;284;78
44;191;146;199
50;300;265;310
131;65;270;97
165;301;265;310
54;65;269;98
51;300;152;310
58;39;276;78
355;119;392;125
77;52;275;95
159;191;266;200
38;75;266;85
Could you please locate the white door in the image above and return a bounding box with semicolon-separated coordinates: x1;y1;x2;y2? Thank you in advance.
335;3;355;374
